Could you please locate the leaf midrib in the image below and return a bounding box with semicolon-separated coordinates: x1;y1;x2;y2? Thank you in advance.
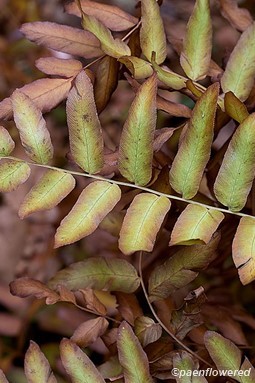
68;184;113;235
132;197;158;247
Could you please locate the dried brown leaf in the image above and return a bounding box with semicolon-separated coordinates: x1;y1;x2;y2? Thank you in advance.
101;328;118;351
153;127;178;152
124;73;191;118
20;21;102;58
202;305;248;345
145;337;173;363
57;285;77;304
0;313;22;337
0;78;73;120
149;233;220;300
71;317;109;347
219;0;253;32
98;356;123;381
115;292;143;326
157;96;192;118
94;56;120;114
99;211;125;237
65;1;138;32
0;370;9;383
10;277;60;305
35;57;82;78
79;289;107;316
134;316;162;347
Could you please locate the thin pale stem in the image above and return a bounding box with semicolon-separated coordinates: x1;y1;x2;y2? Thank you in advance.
75;0;142;70
83;21;141;70
74;303;120;324
84;55;105;70
3;156;254;220
138;252;212;367
121;20;142;41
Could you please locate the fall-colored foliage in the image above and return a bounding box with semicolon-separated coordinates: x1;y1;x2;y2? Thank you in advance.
1;0;255;382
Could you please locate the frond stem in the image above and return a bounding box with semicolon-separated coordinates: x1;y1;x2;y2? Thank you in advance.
2;156;254;220
138;251;212;367
74;0;142;70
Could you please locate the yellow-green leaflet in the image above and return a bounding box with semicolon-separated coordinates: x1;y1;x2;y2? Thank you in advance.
49;258;140;293
60;339;106;383
221;22;255;101
55;181;121;248
0;160;30;192
173;352;206;383
224;91;249;123
180;0;212;80
169;205;224;246
152;60;186;90
66;71;104;174
118;56;153;80
140;0;167;64
118;74;157;186
11;90;53;164
214;113;255;211
186;79;204;98
169;83;219;199
81;12;131;58
232;217;255;285
148;233;220;301
19;170;76;219
204;331;255;381
0;126;15;156
117;321;154;383
25;341;57;383
119;193;171;255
